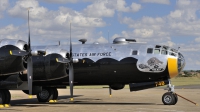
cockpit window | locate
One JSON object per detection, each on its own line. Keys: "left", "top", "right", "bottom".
{"left": 155, "top": 45, "right": 161, "bottom": 48}
{"left": 169, "top": 52, "right": 176, "bottom": 56}
{"left": 162, "top": 46, "right": 168, "bottom": 50}
{"left": 161, "top": 50, "right": 168, "bottom": 55}
{"left": 132, "top": 50, "right": 138, "bottom": 55}
{"left": 147, "top": 48, "right": 153, "bottom": 54}
{"left": 154, "top": 49, "right": 160, "bottom": 54}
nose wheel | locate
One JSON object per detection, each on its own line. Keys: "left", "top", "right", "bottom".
{"left": 162, "top": 92, "right": 178, "bottom": 105}
{"left": 162, "top": 80, "right": 178, "bottom": 105}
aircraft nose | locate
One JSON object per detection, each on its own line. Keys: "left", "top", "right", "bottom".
{"left": 178, "top": 53, "right": 185, "bottom": 72}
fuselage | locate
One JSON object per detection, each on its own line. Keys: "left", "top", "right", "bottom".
{"left": 31, "top": 42, "right": 185, "bottom": 86}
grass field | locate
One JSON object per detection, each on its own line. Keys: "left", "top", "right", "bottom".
{"left": 171, "top": 77, "right": 200, "bottom": 86}
{"left": 73, "top": 77, "right": 200, "bottom": 89}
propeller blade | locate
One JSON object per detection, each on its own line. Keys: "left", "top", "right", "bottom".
{"left": 28, "top": 9, "right": 31, "bottom": 52}
{"left": 56, "top": 57, "right": 70, "bottom": 63}
{"left": 69, "top": 22, "right": 74, "bottom": 101}
{"left": 26, "top": 7, "right": 33, "bottom": 98}
{"left": 27, "top": 57, "right": 33, "bottom": 98}
{"left": 109, "top": 87, "right": 112, "bottom": 97}
{"left": 69, "top": 63, "right": 74, "bottom": 101}
{"left": 70, "top": 22, "right": 72, "bottom": 57}
{"left": 9, "top": 50, "right": 29, "bottom": 56}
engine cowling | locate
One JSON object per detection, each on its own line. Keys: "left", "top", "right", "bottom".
{"left": 30, "top": 46, "right": 69, "bottom": 81}
{"left": 0, "top": 39, "right": 27, "bottom": 75}
{"left": 109, "top": 84, "right": 125, "bottom": 90}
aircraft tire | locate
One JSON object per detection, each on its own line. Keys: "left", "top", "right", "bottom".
{"left": 0, "top": 90, "right": 5, "bottom": 104}
{"left": 37, "top": 88, "right": 53, "bottom": 102}
{"left": 3, "top": 90, "right": 11, "bottom": 104}
{"left": 162, "top": 92, "right": 176, "bottom": 105}
{"left": 52, "top": 88, "right": 58, "bottom": 100}
{"left": 173, "top": 93, "right": 178, "bottom": 105}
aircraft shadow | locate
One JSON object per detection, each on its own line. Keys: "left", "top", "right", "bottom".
{"left": 10, "top": 95, "right": 157, "bottom": 107}
{"left": 10, "top": 95, "right": 82, "bottom": 106}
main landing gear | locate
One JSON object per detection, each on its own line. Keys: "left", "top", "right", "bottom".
{"left": 37, "top": 87, "right": 58, "bottom": 102}
{"left": 162, "top": 82, "right": 178, "bottom": 105}
{"left": 0, "top": 89, "right": 11, "bottom": 108}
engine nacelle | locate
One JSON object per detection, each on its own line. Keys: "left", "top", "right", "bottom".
{"left": 109, "top": 84, "right": 125, "bottom": 90}
{"left": 0, "top": 39, "right": 27, "bottom": 75}
{"left": 30, "top": 46, "right": 69, "bottom": 81}
{"left": 0, "top": 39, "right": 28, "bottom": 51}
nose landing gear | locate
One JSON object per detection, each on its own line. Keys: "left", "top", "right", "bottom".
{"left": 162, "top": 82, "right": 178, "bottom": 105}
{"left": 162, "top": 80, "right": 198, "bottom": 105}
{"left": 162, "top": 92, "right": 178, "bottom": 105}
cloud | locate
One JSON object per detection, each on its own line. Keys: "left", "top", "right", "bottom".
{"left": 41, "top": 0, "right": 79, "bottom": 4}
{"left": 0, "top": 0, "right": 9, "bottom": 18}
{"left": 83, "top": 0, "right": 141, "bottom": 18}
{"left": 120, "top": 0, "right": 200, "bottom": 40}
{"left": 82, "top": 0, "right": 115, "bottom": 17}
{"left": 140, "top": 0, "right": 170, "bottom": 5}
{"left": 8, "top": 0, "right": 47, "bottom": 20}
{"left": 5, "top": 0, "right": 107, "bottom": 45}
{"left": 0, "top": 24, "right": 24, "bottom": 40}
{"left": 96, "top": 36, "right": 108, "bottom": 43}
{"left": 0, "top": 24, "right": 18, "bottom": 35}
{"left": 40, "top": 0, "right": 96, "bottom": 4}
{"left": 195, "top": 37, "right": 200, "bottom": 42}
{"left": 115, "top": 0, "right": 200, "bottom": 70}
{"left": 2, "top": 0, "right": 200, "bottom": 70}
{"left": 131, "top": 3, "right": 142, "bottom": 12}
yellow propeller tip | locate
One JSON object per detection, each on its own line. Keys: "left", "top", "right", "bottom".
{"left": 110, "top": 95, "right": 112, "bottom": 97}
{"left": 4, "top": 104, "right": 10, "bottom": 107}
{"left": 0, "top": 105, "right": 4, "bottom": 108}
{"left": 29, "top": 95, "right": 32, "bottom": 98}
{"left": 56, "top": 58, "right": 58, "bottom": 62}
{"left": 70, "top": 98, "right": 74, "bottom": 101}
{"left": 9, "top": 50, "right": 12, "bottom": 55}
{"left": 49, "top": 100, "right": 54, "bottom": 103}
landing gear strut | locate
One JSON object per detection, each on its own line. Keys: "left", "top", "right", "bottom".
{"left": 162, "top": 81, "right": 178, "bottom": 105}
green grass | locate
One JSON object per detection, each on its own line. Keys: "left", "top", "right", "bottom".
{"left": 171, "top": 77, "right": 200, "bottom": 86}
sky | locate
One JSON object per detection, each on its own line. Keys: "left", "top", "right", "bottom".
{"left": 0, "top": 0, "right": 200, "bottom": 70}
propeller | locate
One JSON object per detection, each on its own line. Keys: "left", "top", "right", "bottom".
{"left": 55, "top": 23, "right": 74, "bottom": 101}
{"left": 8, "top": 7, "right": 34, "bottom": 98}
{"left": 27, "top": 7, "right": 33, "bottom": 98}
{"left": 69, "top": 22, "right": 74, "bottom": 101}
